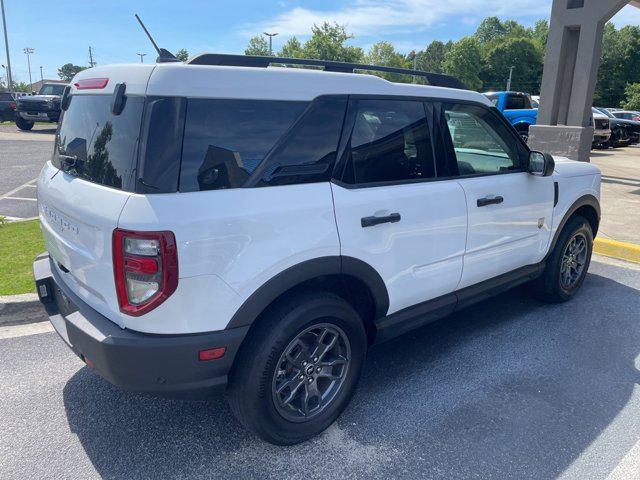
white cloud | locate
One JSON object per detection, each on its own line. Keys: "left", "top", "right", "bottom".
{"left": 243, "top": 0, "right": 554, "bottom": 38}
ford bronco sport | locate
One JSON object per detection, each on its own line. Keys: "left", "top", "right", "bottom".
{"left": 34, "top": 54, "right": 601, "bottom": 445}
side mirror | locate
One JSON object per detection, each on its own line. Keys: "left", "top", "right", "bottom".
{"left": 527, "top": 151, "right": 555, "bottom": 177}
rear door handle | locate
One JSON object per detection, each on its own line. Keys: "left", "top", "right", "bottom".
{"left": 477, "top": 196, "right": 504, "bottom": 207}
{"left": 361, "top": 213, "right": 401, "bottom": 228}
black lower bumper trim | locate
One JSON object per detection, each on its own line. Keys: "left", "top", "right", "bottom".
{"left": 33, "top": 253, "right": 248, "bottom": 395}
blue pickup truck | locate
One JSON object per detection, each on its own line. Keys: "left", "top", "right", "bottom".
{"left": 484, "top": 91, "right": 538, "bottom": 142}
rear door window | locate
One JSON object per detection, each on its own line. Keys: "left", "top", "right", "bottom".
{"left": 54, "top": 94, "right": 145, "bottom": 191}
{"left": 179, "top": 99, "right": 308, "bottom": 192}
{"left": 341, "top": 99, "right": 436, "bottom": 185}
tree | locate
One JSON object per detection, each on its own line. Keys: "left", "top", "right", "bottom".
{"left": 481, "top": 38, "right": 544, "bottom": 93}
{"left": 443, "top": 37, "right": 484, "bottom": 91}
{"left": 245, "top": 35, "right": 270, "bottom": 56}
{"left": 532, "top": 19, "right": 549, "bottom": 50}
{"left": 58, "top": 64, "right": 86, "bottom": 82}
{"left": 474, "top": 17, "right": 507, "bottom": 46}
{"left": 365, "top": 41, "right": 410, "bottom": 81}
{"left": 413, "top": 40, "right": 451, "bottom": 76}
{"left": 175, "top": 49, "right": 189, "bottom": 62}
{"left": 301, "top": 23, "right": 364, "bottom": 62}
{"left": 13, "top": 82, "right": 31, "bottom": 93}
{"left": 279, "top": 37, "right": 304, "bottom": 58}
{"left": 623, "top": 83, "right": 640, "bottom": 111}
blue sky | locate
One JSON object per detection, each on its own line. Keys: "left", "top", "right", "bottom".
{"left": 2, "top": 0, "right": 639, "bottom": 84}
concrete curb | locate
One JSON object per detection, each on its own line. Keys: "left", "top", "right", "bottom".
{"left": 594, "top": 238, "right": 640, "bottom": 264}
{"left": 0, "top": 293, "right": 45, "bottom": 327}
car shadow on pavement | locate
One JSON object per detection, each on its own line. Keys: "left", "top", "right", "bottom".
{"left": 62, "top": 272, "right": 640, "bottom": 479}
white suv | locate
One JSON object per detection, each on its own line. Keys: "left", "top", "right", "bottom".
{"left": 34, "top": 54, "right": 601, "bottom": 445}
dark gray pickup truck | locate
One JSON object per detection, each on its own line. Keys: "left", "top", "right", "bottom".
{"left": 16, "top": 83, "right": 67, "bottom": 130}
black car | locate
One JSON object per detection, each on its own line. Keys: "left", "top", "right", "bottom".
{"left": 0, "top": 91, "right": 16, "bottom": 122}
{"left": 15, "top": 83, "right": 67, "bottom": 131}
{"left": 594, "top": 107, "right": 640, "bottom": 146}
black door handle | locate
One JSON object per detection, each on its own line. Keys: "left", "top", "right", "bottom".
{"left": 361, "top": 213, "right": 401, "bottom": 228}
{"left": 477, "top": 196, "right": 504, "bottom": 207}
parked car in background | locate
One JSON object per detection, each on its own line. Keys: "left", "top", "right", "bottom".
{"left": 0, "top": 91, "right": 16, "bottom": 122}
{"left": 594, "top": 107, "right": 640, "bottom": 146}
{"left": 484, "top": 91, "right": 537, "bottom": 142}
{"left": 611, "top": 110, "right": 640, "bottom": 122}
{"left": 591, "top": 109, "right": 611, "bottom": 148}
{"left": 15, "top": 82, "right": 67, "bottom": 130}
{"left": 34, "top": 57, "right": 601, "bottom": 445}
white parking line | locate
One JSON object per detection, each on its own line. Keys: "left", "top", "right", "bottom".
{"left": 0, "top": 322, "right": 53, "bottom": 340}
{"left": 0, "top": 178, "right": 38, "bottom": 200}
{"left": 4, "top": 197, "right": 37, "bottom": 202}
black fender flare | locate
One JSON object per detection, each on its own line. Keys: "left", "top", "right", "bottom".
{"left": 546, "top": 194, "right": 600, "bottom": 259}
{"left": 225, "top": 256, "right": 389, "bottom": 329}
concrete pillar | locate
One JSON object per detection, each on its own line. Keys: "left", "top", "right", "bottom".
{"left": 529, "top": 0, "right": 631, "bottom": 162}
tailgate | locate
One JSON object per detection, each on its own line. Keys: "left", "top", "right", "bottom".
{"left": 38, "top": 162, "right": 131, "bottom": 327}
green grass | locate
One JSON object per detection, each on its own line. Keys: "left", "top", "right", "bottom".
{"left": 0, "top": 220, "right": 45, "bottom": 295}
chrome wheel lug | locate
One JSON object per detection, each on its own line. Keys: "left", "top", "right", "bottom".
{"left": 313, "top": 357, "right": 318, "bottom": 362}
{"left": 299, "top": 375, "right": 304, "bottom": 380}
{"left": 302, "top": 361, "right": 307, "bottom": 367}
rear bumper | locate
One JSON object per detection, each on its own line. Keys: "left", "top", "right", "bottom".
{"left": 33, "top": 253, "right": 248, "bottom": 396}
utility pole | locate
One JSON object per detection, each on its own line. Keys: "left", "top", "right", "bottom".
{"left": 88, "top": 46, "right": 96, "bottom": 67}
{"left": 263, "top": 32, "right": 278, "bottom": 56}
{"left": 506, "top": 66, "right": 514, "bottom": 91}
{"left": 23, "top": 47, "right": 34, "bottom": 92}
{"left": 136, "top": 52, "right": 146, "bottom": 63}
{"left": 412, "top": 55, "right": 417, "bottom": 84}
{"left": 1, "top": 0, "right": 13, "bottom": 92}
{"left": 39, "top": 65, "right": 43, "bottom": 83}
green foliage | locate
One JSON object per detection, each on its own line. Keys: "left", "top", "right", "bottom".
{"left": 623, "top": 83, "right": 640, "bottom": 111}
{"left": 245, "top": 35, "right": 270, "bottom": 56}
{"left": 14, "top": 82, "right": 31, "bottom": 93}
{"left": 301, "top": 23, "right": 364, "bottom": 62}
{"left": 481, "top": 38, "right": 543, "bottom": 93}
{"left": 58, "top": 63, "right": 86, "bottom": 82}
{"left": 279, "top": 37, "right": 304, "bottom": 58}
{"left": 240, "top": 16, "right": 637, "bottom": 101}
{"left": 175, "top": 48, "right": 189, "bottom": 62}
{"left": 443, "top": 37, "right": 484, "bottom": 91}
{"left": 365, "top": 41, "right": 411, "bottom": 82}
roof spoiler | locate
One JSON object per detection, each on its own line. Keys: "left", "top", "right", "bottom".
{"left": 187, "top": 53, "right": 468, "bottom": 90}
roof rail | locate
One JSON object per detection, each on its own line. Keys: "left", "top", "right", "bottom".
{"left": 187, "top": 53, "right": 468, "bottom": 90}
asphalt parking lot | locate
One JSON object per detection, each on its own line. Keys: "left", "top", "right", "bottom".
{"left": 1, "top": 255, "right": 640, "bottom": 479}
{"left": 0, "top": 124, "right": 55, "bottom": 220}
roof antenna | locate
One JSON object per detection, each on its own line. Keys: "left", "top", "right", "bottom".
{"left": 134, "top": 14, "right": 178, "bottom": 63}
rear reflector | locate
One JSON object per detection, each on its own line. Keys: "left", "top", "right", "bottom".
{"left": 199, "top": 347, "right": 226, "bottom": 361}
{"left": 74, "top": 78, "right": 109, "bottom": 90}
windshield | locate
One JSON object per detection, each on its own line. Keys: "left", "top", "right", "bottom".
{"left": 38, "top": 84, "right": 66, "bottom": 96}
{"left": 594, "top": 107, "right": 614, "bottom": 119}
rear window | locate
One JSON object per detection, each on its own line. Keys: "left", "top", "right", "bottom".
{"left": 53, "top": 94, "right": 144, "bottom": 191}
{"left": 0, "top": 92, "right": 13, "bottom": 101}
{"left": 179, "top": 99, "right": 308, "bottom": 192}
{"left": 505, "top": 95, "right": 531, "bottom": 110}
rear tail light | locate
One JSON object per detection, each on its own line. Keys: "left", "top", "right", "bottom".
{"left": 9, "top": 102, "right": 15, "bottom": 110}
{"left": 113, "top": 229, "right": 178, "bottom": 316}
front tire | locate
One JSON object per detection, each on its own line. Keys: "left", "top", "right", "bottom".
{"left": 533, "top": 215, "right": 593, "bottom": 303}
{"left": 227, "top": 291, "right": 367, "bottom": 445}
{"left": 15, "top": 117, "right": 34, "bottom": 131}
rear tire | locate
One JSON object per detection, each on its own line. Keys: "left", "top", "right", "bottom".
{"left": 532, "top": 215, "right": 593, "bottom": 303}
{"left": 227, "top": 290, "right": 367, "bottom": 445}
{"left": 15, "top": 117, "right": 34, "bottom": 131}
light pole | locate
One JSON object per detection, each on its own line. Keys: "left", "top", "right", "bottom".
{"left": 23, "top": 47, "right": 34, "bottom": 92}
{"left": 263, "top": 32, "right": 278, "bottom": 56}
{"left": 1, "top": 64, "right": 7, "bottom": 90}
{"left": 39, "top": 65, "right": 43, "bottom": 83}
{"left": 506, "top": 66, "right": 514, "bottom": 91}
{"left": 136, "top": 52, "right": 146, "bottom": 63}
{"left": 1, "top": 0, "right": 13, "bottom": 92}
